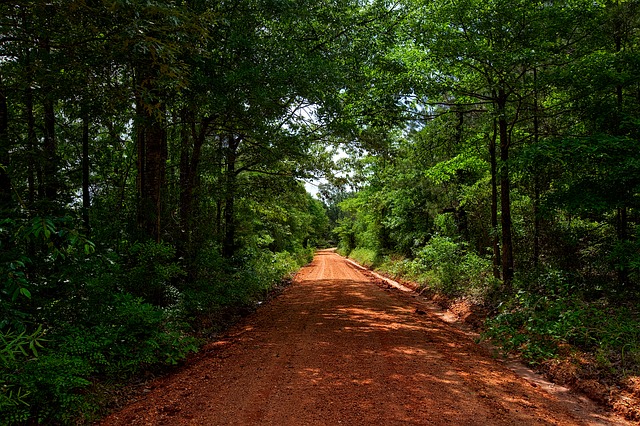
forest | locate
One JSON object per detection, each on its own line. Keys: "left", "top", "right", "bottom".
{"left": 1, "top": 0, "right": 640, "bottom": 423}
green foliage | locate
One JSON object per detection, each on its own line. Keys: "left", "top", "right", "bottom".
{"left": 252, "top": 250, "right": 307, "bottom": 287}
{"left": 348, "top": 247, "right": 380, "bottom": 268}
{"left": 425, "top": 154, "right": 486, "bottom": 185}
{"left": 3, "top": 257, "right": 30, "bottom": 303}
{"left": 523, "top": 136, "right": 640, "bottom": 216}
{"left": 59, "top": 294, "right": 199, "bottom": 374}
{"left": 1, "top": 226, "right": 202, "bottom": 423}
{"left": 0, "top": 326, "right": 90, "bottom": 423}
{"left": 0, "top": 295, "right": 200, "bottom": 423}
{"left": 1, "top": 216, "right": 96, "bottom": 330}
{"left": 610, "top": 234, "right": 640, "bottom": 284}
{"left": 6, "top": 352, "right": 95, "bottom": 424}
{"left": 410, "top": 236, "right": 494, "bottom": 298}
{"left": 485, "top": 272, "right": 640, "bottom": 370}
{"left": 334, "top": 188, "right": 388, "bottom": 255}
{"left": 0, "top": 327, "right": 44, "bottom": 364}
{"left": 17, "top": 216, "right": 95, "bottom": 260}
{"left": 375, "top": 235, "right": 496, "bottom": 302}
{"left": 236, "top": 183, "right": 330, "bottom": 255}
{"left": 179, "top": 244, "right": 313, "bottom": 331}
{"left": 4, "top": 0, "right": 640, "bottom": 421}
{"left": 0, "top": 327, "right": 45, "bottom": 422}
{"left": 124, "top": 241, "right": 186, "bottom": 306}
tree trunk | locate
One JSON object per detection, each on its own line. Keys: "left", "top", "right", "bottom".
{"left": 0, "top": 78, "right": 11, "bottom": 209}
{"left": 42, "top": 38, "right": 58, "bottom": 203}
{"left": 82, "top": 115, "right": 90, "bottom": 234}
{"left": 222, "top": 135, "right": 239, "bottom": 258}
{"left": 215, "top": 134, "right": 224, "bottom": 240}
{"left": 532, "top": 67, "right": 540, "bottom": 269}
{"left": 489, "top": 119, "right": 501, "bottom": 280}
{"left": 179, "top": 113, "right": 192, "bottom": 251}
{"left": 23, "top": 49, "right": 38, "bottom": 207}
{"left": 135, "top": 86, "right": 167, "bottom": 242}
{"left": 614, "top": 25, "right": 629, "bottom": 287}
{"left": 216, "top": 200, "right": 222, "bottom": 240}
{"left": 179, "top": 112, "right": 208, "bottom": 258}
{"left": 533, "top": 176, "right": 541, "bottom": 268}
{"left": 498, "top": 90, "right": 514, "bottom": 287}
{"left": 43, "top": 96, "right": 56, "bottom": 201}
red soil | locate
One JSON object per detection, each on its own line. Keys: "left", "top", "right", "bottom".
{"left": 100, "top": 250, "right": 630, "bottom": 425}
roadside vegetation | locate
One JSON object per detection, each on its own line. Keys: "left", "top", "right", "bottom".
{"left": 1, "top": 188, "right": 323, "bottom": 425}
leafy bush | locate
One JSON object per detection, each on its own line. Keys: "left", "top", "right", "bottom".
{"left": 180, "top": 246, "right": 313, "bottom": 324}
{"left": 484, "top": 272, "right": 640, "bottom": 370}
{"left": 251, "top": 250, "right": 304, "bottom": 287}
{"left": 0, "top": 236, "right": 200, "bottom": 424}
{"left": 412, "top": 236, "right": 460, "bottom": 290}
{"left": 336, "top": 246, "right": 351, "bottom": 257}
{"left": 124, "top": 241, "right": 186, "bottom": 306}
{"left": 1, "top": 325, "right": 96, "bottom": 424}
{"left": 609, "top": 233, "right": 640, "bottom": 292}
{"left": 385, "top": 236, "right": 495, "bottom": 299}
{"left": 0, "top": 327, "right": 46, "bottom": 424}
{"left": 7, "top": 352, "right": 95, "bottom": 424}
{"left": 71, "top": 293, "right": 198, "bottom": 375}
{"left": 1, "top": 291, "right": 199, "bottom": 424}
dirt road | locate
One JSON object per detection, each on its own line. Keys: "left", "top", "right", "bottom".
{"left": 101, "top": 250, "right": 629, "bottom": 425}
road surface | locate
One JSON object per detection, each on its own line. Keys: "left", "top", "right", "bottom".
{"left": 100, "top": 250, "right": 628, "bottom": 425}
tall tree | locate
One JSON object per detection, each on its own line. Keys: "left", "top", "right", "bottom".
{"left": 0, "top": 76, "right": 10, "bottom": 210}
{"left": 407, "top": 0, "right": 593, "bottom": 287}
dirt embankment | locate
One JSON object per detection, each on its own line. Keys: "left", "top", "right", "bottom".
{"left": 100, "top": 250, "right": 630, "bottom": 425}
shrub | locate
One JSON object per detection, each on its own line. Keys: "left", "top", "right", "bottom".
{"left": 484, "top": 272, "right": 640, "bottom": 370}
{"left": 180, "top": 246, "right": 313, "bottom": 324}
{"left": 394, "top": 236, "right": 495, "bottom": 299}
{"left": 0, "top": 327, "right": 46, "bottom": 424}
{"left": 1, "top": 291, "right": 200, "bottom": 424}
{"left": 123, "top": 241, "right": 186, "bottom": 306}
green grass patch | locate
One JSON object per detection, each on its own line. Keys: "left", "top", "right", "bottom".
{"left": 347, "top": 247, "right": 380, "bottom": 268}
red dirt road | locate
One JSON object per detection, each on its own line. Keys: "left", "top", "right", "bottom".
{"left": 100, "top": 250, "right": 629, "bottom": 425}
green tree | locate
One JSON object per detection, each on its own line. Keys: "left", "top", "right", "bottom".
{"left": 405, "top": 0, "right": 597, "bottom": 286}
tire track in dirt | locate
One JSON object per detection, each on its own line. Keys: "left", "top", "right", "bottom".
{"left": 99, "top": 250, "right": 630, "bottom": 425}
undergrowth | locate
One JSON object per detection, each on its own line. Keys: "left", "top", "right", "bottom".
{"left": 376, "top": 236, "right": 498, "bottom": 302}
{"left": 1, "top": 239, "right": 313, "bottom": 425}
{"left": 346, "top": 247, "right": 379, "bottom": 268}
{"left": 484, "top": 271, "right": 640, "bottom": 376}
